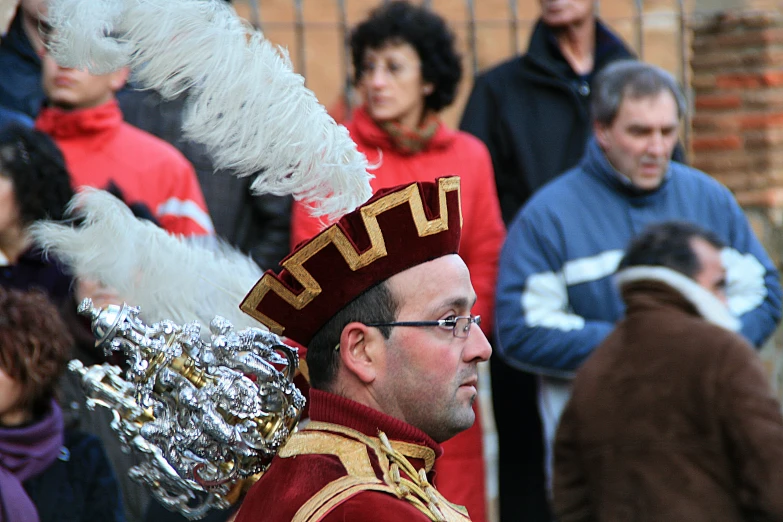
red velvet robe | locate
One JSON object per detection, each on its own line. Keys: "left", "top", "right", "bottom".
{"left": 234, "top": 389, "right": 472, "bottom": 521}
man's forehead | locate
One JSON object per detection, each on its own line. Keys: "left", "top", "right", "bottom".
{"left": 388, "top": 254, "right": 465, "bottom": 281}
{"left": 617, "top": 91, "right": 678, "bottom": 119}
{"left": 691, "top": 236, "right": 722, "bottom": 262}
{"left": 387, "top": 254, "right": 474, "bottom": 306}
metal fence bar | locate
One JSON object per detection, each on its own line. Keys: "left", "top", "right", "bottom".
{"left": 336, "top": 0, "right": 352, "bottom": 116}
{"left": 293, "top": 0, "right": 306, "bottom": 80}
{"left": 248, "top": 0, "right": 261, "bottom": 29}
{"left": 508, "top": 0, "right": 520, "bottom": 56}
{"left": 465, "top": 0, "right": 479, "bottom": 76}
{"left": 677, "top": 0, "right": 691, "bottom": 150}
{"left": 633, "top": 0, "right": 644, "bottom": 59}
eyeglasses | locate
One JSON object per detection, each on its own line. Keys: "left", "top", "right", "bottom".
{"left": 365, "top": 315, "right": 481, "bottom": 339}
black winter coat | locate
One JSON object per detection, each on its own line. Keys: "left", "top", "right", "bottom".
{"left": 117, "top": 89, "right": 292, "bottom": 272}
{"left": 459, "top": 20, "right": 634, "bottom": 224}
{"left": 24, "top": 430, "right": 125, "bottom": 522}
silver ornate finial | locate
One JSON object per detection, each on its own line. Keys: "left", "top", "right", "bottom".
{"left": 72, "top": 300, "right": 305, "bottom": 519}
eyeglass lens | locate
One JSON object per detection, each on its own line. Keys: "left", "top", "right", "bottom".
{"left": 454, "top": 317, "right": 471, "bottom": 338}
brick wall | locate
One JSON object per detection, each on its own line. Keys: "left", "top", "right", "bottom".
{"left": 691, "top": 10, "right": 783, "bottom": 392}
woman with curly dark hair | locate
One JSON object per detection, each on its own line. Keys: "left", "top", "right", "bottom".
{"left": 0, "top": 123, "right": 75, "bottom": 303}
{"left": 291, "top": 3, "right": 506, "bottom": 520}
{"left": 0, "top": 287, "right": 124, "bottom": 522}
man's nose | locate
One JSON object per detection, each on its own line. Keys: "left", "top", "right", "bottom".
{"left": 647, "top": 132, "right": 666, "bottom": 156}
{"left": 466, "top": 325, "right": 492, "bottom": 363}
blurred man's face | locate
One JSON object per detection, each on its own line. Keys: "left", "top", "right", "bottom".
{"left": 691, "top": 237, "right": 727, "bottom": 304}
{"left": 595, "top": 90, "right": 680, "bottom": 191}
{"left": 41, "top": 53, "right": 128, "bottom": 111}
{"left": 539, "top": 0, "right": 594, "bottom": 28}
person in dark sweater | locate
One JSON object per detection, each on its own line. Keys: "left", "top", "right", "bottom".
{"left": 0, "top": 287, "right": 124, "bottom": 522}
{"left": 0, "top": 123, "right": 74, "bottom": 304}
{"left": 0, "top": 0, "right": 48, "bottom": 118}
{"left": 459, "top": 2, "right": 633, "bottom": 520}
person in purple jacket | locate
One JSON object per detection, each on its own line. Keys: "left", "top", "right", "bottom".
{"left": 0, "top": 286, "right": 125, "bottom": 522}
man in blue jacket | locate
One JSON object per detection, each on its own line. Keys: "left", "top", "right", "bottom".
{"left": 495, "top": 60, "right": 782, "bottom": 497}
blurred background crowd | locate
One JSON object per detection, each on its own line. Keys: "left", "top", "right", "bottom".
{"left": 1, "top": 0, "right": 783, "bottom": 521}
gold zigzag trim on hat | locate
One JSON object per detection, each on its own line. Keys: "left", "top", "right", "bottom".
{"left": 241, "top": 177, "right": 462, "bottom": 334}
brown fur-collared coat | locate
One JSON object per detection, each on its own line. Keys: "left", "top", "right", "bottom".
{"left": 553, "top": 266, "right": 783, "bottom": 522}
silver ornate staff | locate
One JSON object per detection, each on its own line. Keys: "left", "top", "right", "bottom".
{"left": 70, "top": 298, "right": 305, "bottom": 520}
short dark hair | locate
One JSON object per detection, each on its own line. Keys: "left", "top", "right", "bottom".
{"left": 0, "top": 124, "right": 75, "bottom": 226}
{"left": 592, "top": 60, "right": 687, "bottom": 126}
{"left": 0, "top": 287, "right": 72, "bottom": 415}
{"left": 307, "top": 281, "right": 398, "bottom": 390}
{"left": 619, "top": 221, "right": 725, "bottom": 279}
{"left": 350, "top": 1, "right": 462, "bottom": 113}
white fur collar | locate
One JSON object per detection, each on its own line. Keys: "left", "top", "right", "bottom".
{"left": 615, "top": 266, "right": 741, "bottom": 333}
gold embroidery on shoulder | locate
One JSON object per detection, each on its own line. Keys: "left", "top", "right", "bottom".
{"left": 279, "top": 431, "right": 375, "bottom": 478}
{"left": 241, "top": 178, "right": 462, "bottom": 333}
{"left": 306, "top": 421, "right": 436, "bottom": 472}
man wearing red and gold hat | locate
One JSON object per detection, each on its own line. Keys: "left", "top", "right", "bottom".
{"left": 235, "top": 177, "right": 490, "bottom": 522}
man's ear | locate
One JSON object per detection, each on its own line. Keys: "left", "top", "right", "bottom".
{"left": 109, "top": 66, "right": 130, "bottom": 92}
{"left": 594, "top": 121, "right": 610, "bottom": 149}
{"left": 338, "top": 322, "right": 384, "bottom": 384}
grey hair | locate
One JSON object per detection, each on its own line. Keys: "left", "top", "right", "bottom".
{"left": 591, "top": 60, "right": 687, "bottom": 126}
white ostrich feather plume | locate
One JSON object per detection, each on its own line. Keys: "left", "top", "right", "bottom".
{"left": 47, "top": 0, "right": 373, "bottom": 219}
{"left": 30, "top": 189, "right": 265, "bottom": 330}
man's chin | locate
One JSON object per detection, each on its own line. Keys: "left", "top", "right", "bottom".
{"left": 633, "top": 173, "right": 665, "bottom": 191}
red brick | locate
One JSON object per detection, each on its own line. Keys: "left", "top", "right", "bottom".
{"left": 692, "top": 151, "right": 752, "bottom": 173}
{"left": 692, "top": 49, "right": 783, "bottom": 72}
{"left": 695, "top": 28, "right": 783, "bottom": 50}
{"left": 694, "top": 94, "right": 743, "bottom": 110}
{"left": 761, "top": 71, "right": 783, "bottom": 86}
{"left": 736, "top": 187, "right": 783, "bottom": 209}
{"left": 744, "top": 89, "right": 783, "bottom": 109}
{"left": 692, "top": 113, "right": 740, "bottom": 131}
{"left": 692, "top": 11, "right": 781, "bottom": 34}
{"left": 748, "top": 171, "right": 772, "bottom": 189}
{"left": 691, "top": 135, "right": 743, "bottom": 152}
{"left": 691, "top": 52, "right": 744, "bottom": 71}
{"left": 752, "top": 149, "right": 783, "bottom": 170}
{"left": 711, "top": 172, "right": 751, "bottom": 192}
{"left": 716, "top": 72, "right": 783, "bottom": 89}
{"left": 740, "top": 112, "right": 783, "bottom": 129}
{"left": 746, "top": 128, "right": 783, "bottom": 149}
{"left": 691, "top": 73, "right": 717, "bottom": 91}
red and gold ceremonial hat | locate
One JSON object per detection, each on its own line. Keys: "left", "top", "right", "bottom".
{"left": 240, "top": 177, "right": 462, "bottom": 346}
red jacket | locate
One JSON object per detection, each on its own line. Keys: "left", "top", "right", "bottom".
{"left": 290, "top": 107, "right": 505, "bottom": 521}
{"left": 235, "top": 389, "right": 471, "bottom": 521}
{"left": 36, "top": 100, "right": 213, "bottom": 236}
